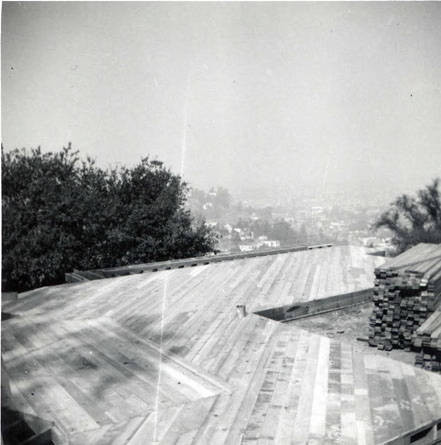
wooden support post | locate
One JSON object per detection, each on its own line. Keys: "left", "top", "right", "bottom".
{"left": 236, "top": 304, "right": 247, "bottom": 318}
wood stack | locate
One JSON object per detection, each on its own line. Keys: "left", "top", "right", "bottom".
{"left": 413, "top": 305, "right": 441, "bottom": 372}
{"left": 367, "top": 243, "right": 441, "bottom": 363}
{"left": 368, "top": 269, "right": 436, "bottom": 351}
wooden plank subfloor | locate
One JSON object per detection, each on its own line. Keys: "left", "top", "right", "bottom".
{"left": 4, "top": 246, "right": 441, "bottom": 444}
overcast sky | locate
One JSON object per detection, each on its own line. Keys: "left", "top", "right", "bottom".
{"left": 2, "top": 2, "right": 441, "bottom": 203}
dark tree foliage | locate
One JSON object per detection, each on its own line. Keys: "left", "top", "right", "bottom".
{"left": 374, "top": 178, "right": 441, "bottom": 253}
{"left": 2, "top": 144, "right": 218, "bottom": 291}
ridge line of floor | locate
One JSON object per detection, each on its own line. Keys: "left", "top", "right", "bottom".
{"left": 65, "top": 243, "right": 333, "bottom": 282}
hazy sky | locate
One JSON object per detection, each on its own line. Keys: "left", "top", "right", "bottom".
{"left": 2, "top": 2, "right": 441, "bottom": 202}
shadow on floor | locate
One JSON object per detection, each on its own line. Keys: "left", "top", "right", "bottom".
{"left": 1, "top": 406, "right": 53, "bottom": 445}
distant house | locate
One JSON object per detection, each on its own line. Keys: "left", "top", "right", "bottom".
{"left": 224, "top": 224, "right": 233, "bottom": 233}
{"left": 239, "top": 230, "right": 254, "bottom": 241}
{"left": 361, "top": 236, "right": 378, "bottom": 247}
{"left": 311, "top": 206, "right": 324, "bottom": 214}
{"left": 329, "top": 221, "right": 345, "bottom": 231}
{"left": 250, "top": 213, "right": 260, "bottom": 221}
{"left": 262, "top": 239, "right": 280, "bottom": 248}
{"left": 239, "top": 244, "right": 255, "bottom": 252}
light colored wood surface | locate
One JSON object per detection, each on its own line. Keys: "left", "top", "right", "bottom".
{"left": 380, "top": 243, "right": 441, "bottom": 295}
{"left": 3, "top": 246, "right": 441, "bottom": 444}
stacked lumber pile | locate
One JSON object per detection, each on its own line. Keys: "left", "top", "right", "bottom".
{"left": 368, "top": 269, "right": 436, "bottom": 351}
{"left": 413, "top": 304, "right": 441, "bottom": 371}
{"left": 410, "top": 245, "right": 441, "bottom": 371}
{"left": 368, "top": 243, "right": 441, "bottom": 353}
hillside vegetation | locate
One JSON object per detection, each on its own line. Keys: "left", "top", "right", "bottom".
{"left": 2, "top": 144, "right": 217, "bottom": 291}
{"left": 374, "top": 178, "right": 441, "bottom": 253}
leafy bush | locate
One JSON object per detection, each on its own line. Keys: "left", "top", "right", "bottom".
{"left": 2, "top": 144, "right": 218, "bottom": 291}
{"left": 374, "top": 178, "right": 441, "bottom": 253}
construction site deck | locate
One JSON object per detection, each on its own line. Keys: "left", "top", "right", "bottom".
{"left": 2, "top": 245, "right": 441, "bottom": 444}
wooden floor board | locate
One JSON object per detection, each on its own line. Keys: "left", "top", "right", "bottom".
{"left": 291, "top": 334, "right": 321, "bottom": 444}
